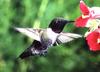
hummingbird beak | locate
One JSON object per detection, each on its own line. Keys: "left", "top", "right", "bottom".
{"left": 66, "top": 20, "right": 75, "bottom": 24}
{"left": 48, "top": 18, "right": 74, "bottom": 33}
{"left": 59, "top": 18, "right": 74, "bottom": 24}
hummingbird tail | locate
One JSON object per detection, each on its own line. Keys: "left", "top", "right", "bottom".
{"left": 19, "top": 50, "right": 32, "bottom": 59}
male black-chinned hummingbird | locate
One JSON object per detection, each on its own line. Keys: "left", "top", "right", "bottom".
{"left": 15, "top": 17, "right": 82, "bottom": 59}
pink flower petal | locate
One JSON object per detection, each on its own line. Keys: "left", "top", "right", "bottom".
{"left": 80, "top": 0, "right": 89, "bottom": 15}
{"left": 75, "top": 16, "right": 89, "bottom": 27}
{"left": 86, "top": 29, "right": 100, "bottom": 51}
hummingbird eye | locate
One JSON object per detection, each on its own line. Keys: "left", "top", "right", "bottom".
{"left": 55, "top": 20, "right": 62, "bottom": 25}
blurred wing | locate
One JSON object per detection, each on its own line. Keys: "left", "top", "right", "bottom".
{"left": 56, "top": 33, "right": 82, "bottom": 45}
{"left": 15, "top": 28, "right": 44, "bottom": 41}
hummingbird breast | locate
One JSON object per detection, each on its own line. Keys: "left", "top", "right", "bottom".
{"left": 41, "top": 28, "right": 59, "bottom": 47}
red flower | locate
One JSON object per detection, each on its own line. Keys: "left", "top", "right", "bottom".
{"left": 75, "top": 0, "right": 90, "bottom": 27}
{"left": 80, "top": 0, "right": 89, "bottom": 15}
{"left": 86, "top": 29, "right": 100, "bottom": 51}
{"left": 75, "top": 16, "right": 89, "bottom": 27}
{"left": 75, "top": 1, "right": 100, "bottom": 28}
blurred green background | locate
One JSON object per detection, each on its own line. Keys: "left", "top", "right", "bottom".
{"left": 0, "top": 0, "right": 100, "bottom": 72}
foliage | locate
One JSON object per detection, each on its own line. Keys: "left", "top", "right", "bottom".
{"left": 0, "top": 0, "right": 100, "bottom": 72}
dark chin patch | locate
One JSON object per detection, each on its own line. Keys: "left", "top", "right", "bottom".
{"left": 48, "top": 18, "right": 67, "bottom": 33}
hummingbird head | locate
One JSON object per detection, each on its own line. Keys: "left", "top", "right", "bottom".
{"left": 48, "top": 17, "right": 74, "bottom": 33}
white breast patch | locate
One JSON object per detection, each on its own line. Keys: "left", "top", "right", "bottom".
{"left": 46, "top": 28, "right": 59, "bottom": 44}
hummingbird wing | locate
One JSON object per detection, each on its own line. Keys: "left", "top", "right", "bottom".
{"left": 19, "top": 40, "right": 41, "bottom": 59}
{"left": 15, "top": 27, "right": 44, "bottom": 41}
{"left": 55, "top": 33, "right": 82, "bottom": 45}
{"left": 19, "top": 40, "right": 48, "bottom": 59}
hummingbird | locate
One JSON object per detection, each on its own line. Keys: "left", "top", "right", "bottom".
{"left": 15, "top": 17, "right": 82, "bottom": 59}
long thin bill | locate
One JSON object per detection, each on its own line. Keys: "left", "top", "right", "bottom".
{"left": 67, "top": 20, "right": 75, "bottom": 23}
